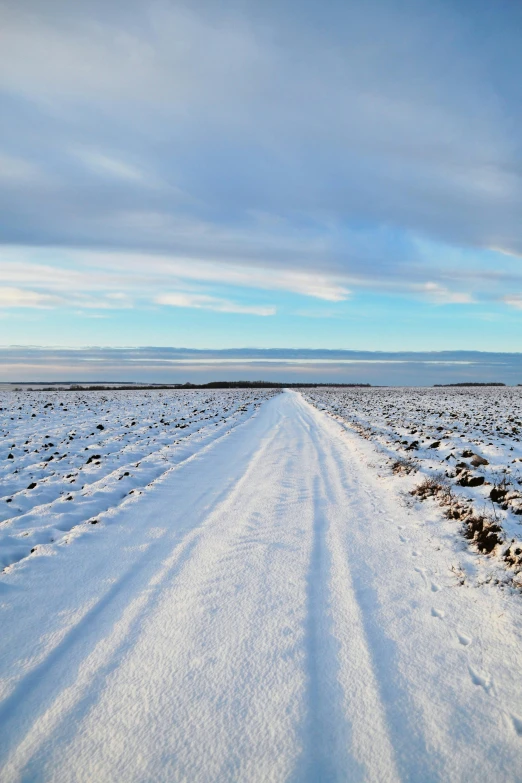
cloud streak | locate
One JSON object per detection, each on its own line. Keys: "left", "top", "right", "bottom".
{"left": 156, "top": 292, "right": 275, "bottom": 316}
{"left": 0, "top": 287, "right": 60, "bottom": 308}
{"left": 503, "top": 295, "right": 522, "bottom": 310}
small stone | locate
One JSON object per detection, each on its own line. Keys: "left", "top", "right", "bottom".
{"left": 470, "top": 454, "right": 489, "bottom": 467}
{"left": 458, "top": 474, "right": 485, "bottom": 487}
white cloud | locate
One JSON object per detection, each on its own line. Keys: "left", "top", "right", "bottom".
{"left": 503, "top": 294, "right": 522, "bottom": 310}
{"left": 0, "top": 246, "right": 351, "bottom": 303}
{"left": 416, "top": 282, "right": 474, "bottom": 305}
{"left": 491, "top": 247, "right": 522, "bottom": 259}
{"left": 83, "top": 251, "right": 351, "bottom": 302}
{"left": 156, "top": 292, "right": 275, "bottom": 316}
{"left": 0, "top": 286, "right": 61, "bottom": 308}
{"left": 0, "top": 274, "right": 134, "bottom": 311}
{"left": 73, "top": 150, "right": 148, "bottom": 183}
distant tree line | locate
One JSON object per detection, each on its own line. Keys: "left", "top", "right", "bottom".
{"left": 433, "top": 382, "right": 506, "bottom": 387}
{"left": 16, "top": 381, "right": 372, "bottom": 391}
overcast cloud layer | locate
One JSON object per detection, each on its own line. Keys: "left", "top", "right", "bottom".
{"left": 1, "top": 0, "right": 521, "bottom": 361}
{"left": 2, "top": 347, "right": 522, "bottom": 386}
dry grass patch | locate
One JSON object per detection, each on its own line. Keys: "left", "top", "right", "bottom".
{"left": 391, "top": 456, "right": 418, "bottom": 475}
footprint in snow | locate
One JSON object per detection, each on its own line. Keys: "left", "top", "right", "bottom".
{"left": 511, "top": 715, "right": 522, "bottom": 737}
{"left": 431, "top": 607, "right": 445, "bottom": 619}
{"left": 468, "top": 664, "right": 493, "bottom": 692}
{"left": 399, "top": 534, "right": 408, "bottom": 543}
{"left": 411, "top": 550, "right": 421, "bottom": 557}
{"left": 457, "top": 632, "right": 472, "bottom": 646}
{"left": 430, "top": 582, "right": 441, "bottom": 592}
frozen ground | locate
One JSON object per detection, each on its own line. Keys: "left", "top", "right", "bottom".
{"left": 0, "top": 388, "right": 274, "bottom": 571}
{"left": 1, "top": 389, "right": 522, "bottom": 781}
{"left": 303, "top": 386, "right": 522, "bottom": 581}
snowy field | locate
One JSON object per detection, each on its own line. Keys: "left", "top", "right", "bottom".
{"left": 303, "top": 386, "right": 522, "bottom": 580}
{"left": 1, "top": 388, "right": 522, "bottom": 781}
{"left": 0, "top": 389, "right": 275, "bottom": 571}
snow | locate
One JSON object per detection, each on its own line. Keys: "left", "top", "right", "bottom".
{"left": 303, "top": 385, "right": 522, "bottom": 562}
{"left": 0, "top": 388, "right": 274, "bottom": 571}
{"left": 1, "top": 388, "right": 522, "bottom": 781}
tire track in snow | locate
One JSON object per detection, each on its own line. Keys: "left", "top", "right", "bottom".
{"left": 293, "top": 398, "right": 400, "bottom": 783}
{"left": 309, "top": 404, "right": 452, "bottom": 781}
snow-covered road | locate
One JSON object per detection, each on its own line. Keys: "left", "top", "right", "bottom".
{"left": 1, "top": 391, "right": 521, "bottom": 782}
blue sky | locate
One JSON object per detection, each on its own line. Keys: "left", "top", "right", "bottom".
{"left": 1, "top": 0, "right": 522, "bottom": 380}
